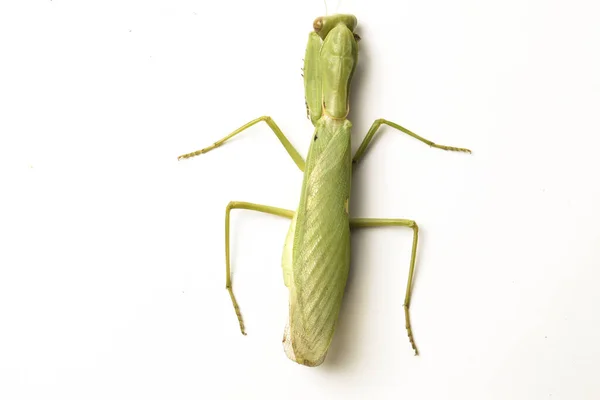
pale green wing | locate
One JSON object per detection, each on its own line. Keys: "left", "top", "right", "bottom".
{"left": 287, "top": 119, "right": 352, "bottom": 366}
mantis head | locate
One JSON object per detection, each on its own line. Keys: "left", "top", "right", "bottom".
{"left": 313, "top": 14, "right": 358, "bottom": 40}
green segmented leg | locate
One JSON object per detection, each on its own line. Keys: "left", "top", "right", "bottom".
{"left": 225, "top": 201, "right": 295, "bottom": 335}
{"left": 350, "top": 217, "right": 420, "bottom": 356}
{"left": 352, "top": 118, "right": 472, "bottom": 165}
{"left": 178, "top": 116, "right": 305, "bottom": 172}
{"left": 304, "top": 32, "right": 323, "bottom": 126}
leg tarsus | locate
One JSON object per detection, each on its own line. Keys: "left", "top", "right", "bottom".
{"left": 227, "top": 286, "right": 246, "bottom": 335}
{"left": 403, "top": 305, "right": 418, "bottom": 356}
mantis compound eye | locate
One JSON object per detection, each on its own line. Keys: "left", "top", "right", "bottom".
{"left": 313, "top": 17, "right": 323, "bottom": 32}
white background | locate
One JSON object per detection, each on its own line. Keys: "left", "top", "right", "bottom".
{"left": 1, "top": 0, "right": 599, "bottom": 398}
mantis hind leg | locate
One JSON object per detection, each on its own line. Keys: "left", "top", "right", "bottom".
{"left": 225, "top": 201, "right": 294, "bottom": 335}
{"left": 178, "top": 116, "right": 305, "bottom": 171}
{"left": 352, "top": 118, "right": 472, "bottom": 165}
{"left": 350, "top": 217, "right": 420, "bottom": 355}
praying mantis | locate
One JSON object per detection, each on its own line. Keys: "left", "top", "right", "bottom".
{"left": 178, "top": 13, "right": 471, "bottom": 367}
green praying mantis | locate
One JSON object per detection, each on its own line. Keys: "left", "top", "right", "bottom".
{"left": 178, "top": 14, "right": 471, "bottom": 367}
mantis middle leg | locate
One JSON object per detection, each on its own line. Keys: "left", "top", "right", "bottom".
{"left": 178, "top": 116, "right": 305, "bottom": 171}
{"left": 352, "top": 118, "right": 471, "bottom": 165}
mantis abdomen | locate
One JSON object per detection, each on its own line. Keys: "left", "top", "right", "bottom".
{"left": 283, "top": 117, "right": 352, "bottom": 366}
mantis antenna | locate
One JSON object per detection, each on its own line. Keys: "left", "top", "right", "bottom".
{"left": 324, "top": 0, "right": 343, "bottom": 16}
